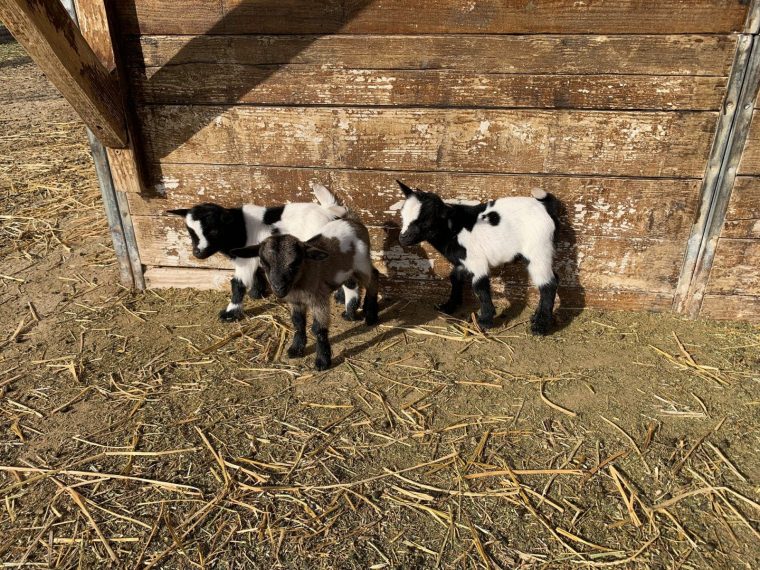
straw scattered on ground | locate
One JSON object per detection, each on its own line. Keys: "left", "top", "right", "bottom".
{"left": 1, "top": 39, "right": 759, "bottom": 569}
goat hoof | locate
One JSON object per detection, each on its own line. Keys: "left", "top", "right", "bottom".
{"left": 315, "top": 356, "right": 331, "bottom": 371}
{"left": 530, "top": 318, "right": 551, "bottom": 336}
{"left": 219, "top": 308, "right": 244, "bottom": 322}
{"left": 341, "top": 310, "right": 359, "bottom": 321}
{"left": 287, "top": 345, "right": 305, "bottom": 358}
{"left": 436, "top": 302, "right": 458, "bottom": 315}
{"left": 364, "top": 312, "right": 379, "bottom": 326}
{"left": 476, "top": 316, "right": 494, "bottom": 331}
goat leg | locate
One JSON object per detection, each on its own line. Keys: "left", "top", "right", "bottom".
{"left": 311, "top": 303, "right": 332, "bottom": 371}
{"left": 436, "top": 266, "right": 465, "bottom": 314}
{"left": 287, "top": 304, "right": 308, "bottom": 358}
{"left": 531, "top": 273, "right": 557, "bottom": 336}
{"left": 219, "top": 278, "right": 246, "bottom": 322}
{"left": 472, "top": 275, "right": 496, "bottom": 330}
{"left": 362, "top": 268, "right": 380, "bottom": 325}
{"left": 249, "top": 267, "right": 269, "bottom": 299}
{"left": 341, "top": 279, "right": 360, "bottom": 321}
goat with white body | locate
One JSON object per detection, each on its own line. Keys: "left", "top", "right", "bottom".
{"left": 231, "top": 218, "right": 380, "bottom": 370}
{"left": 394, "top": 180, "right": 558, "bottom": 334}
{"left": 167, "top": 184, "right": 359, "bottom": 322}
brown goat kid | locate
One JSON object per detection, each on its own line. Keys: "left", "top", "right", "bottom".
{"left": 231, "top": 219, "right": 380, "bottom": 370}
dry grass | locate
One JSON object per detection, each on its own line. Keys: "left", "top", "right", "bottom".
{"left": 0, "top": 40, "right": 759, "bottom": 569}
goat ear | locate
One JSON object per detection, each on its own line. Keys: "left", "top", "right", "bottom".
{"left": 304, "top": 245, "right": 329, "bottom": 261}
{"left": 166, "top": 208, "right": 189, "bottom": 217}
{"left": 230, "top": 245, "right": 260, "bottom": 258}
{"left": 396, "top": 180, "right": 414, "bottom": 197}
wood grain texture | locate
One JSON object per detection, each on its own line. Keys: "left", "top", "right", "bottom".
{"left": 142, "top": 266, "right": 674, "bottom": 313}
{"left": 130, "top": 35, "right": 735, "bottom": 77}
{"left": 127, "top": 166, "right": 698, "bottom": 240}
{"left": 738, "top": 111, "right": 760, "bottom": 174}
{"left": 701, "top": 294, "right": 760, "bottom": 322}
{"left": 138, "top": 106, "right": 718, "bottom": 178}
{"left": 131, "top": 67, "right": 727, "bottom": 111}
{"left": 722, "top": 176, "right": 760, "bottom": 238}
{"left": 0, "top": 0, "right": 127, "bottom": 147}
{"left": 132, "top": 216, "right": 685, "bottom": 293}
{"left": 705, "top": 239, "right": 760, "bottom": 295}
{"left": 113, "top": 0, "right": 749, "bottom": 35}
{"left": 72, "top": 0, "right": 145, "bottom": 194}
{"left": 72, "top": 0, "right": 115, "bottom": 70}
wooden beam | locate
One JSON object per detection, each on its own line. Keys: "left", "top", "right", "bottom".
{"left": 69, "top": 0, "right": 145, "bottom": 288}
{"left": 675, "top": 33, "right": 760, "bottom": 317}
{"left": 0, "top": 0, "right": 127, "bottom": 147}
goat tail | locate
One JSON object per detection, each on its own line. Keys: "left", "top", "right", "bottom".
{"left": 311, "top": 182, "right": 348, "bottom": 218}
{"left": 531, "top": 188, "right": 561, "bottom": 239}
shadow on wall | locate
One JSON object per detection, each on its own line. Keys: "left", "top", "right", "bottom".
{"left": 117, "top": 1, "right": 587, "bottom": 328}
{"left": 119, "top": 0, "right": 375, "bottom": 177}
{"left": 553, "top": 198, "right": 585, "bottom": 330}
{"left": 327, "top": 198, "right": 585, "bottom": 363}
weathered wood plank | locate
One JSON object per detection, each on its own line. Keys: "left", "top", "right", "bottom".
{"left": 130, "top": 35, "right": 735, "bottom": 77}
{"left": 73, "top": 0, "right": 146, "bottom": 288}
{"left": 132, "top": 216, "right": 685, "bottom": 293}
{"left": 0, "top": 0, "right": 127, "bottom": 147}
{"left": 722, "top": 176, "right": 760, "bottom": 238}
{"left": 73, "top": 0, "right": 144, "bottom": 195}
{"left": 701, "top": 294, "right": 760, "bottom": 322}
{"left": 131, "top": 66, "right": 727, "bottom": 111}
{"left": 138, "top": 106, "right": 718, "bottom": 178}
{"left": 142, "top": 266, "right": 674, "bottom": 313}
{"left": 114, "top": 0, "right": 749, "bottom": 35}
{"left": 127, "top": 167, "right": 698, "bottom": 240}
{"left": 72, "top": 0, "right": 115, "bottom": 70}
{"left": 675, "top": 34, "right": 760, "bottom": 317}
{"left": 705, "top": 239, "right": 760, "bottom": 295}
{"left": 738, "top": 111, "right": 760, "bottom": 174}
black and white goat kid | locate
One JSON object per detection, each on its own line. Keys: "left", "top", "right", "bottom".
{"left": 231, "top": 218, "right": 380, "bottom": 371}
{"left": 394, "top": 181, "right": 558, "bottom": 335}
{"left": 168, "top": 184, "right": 359, "bottom": 322}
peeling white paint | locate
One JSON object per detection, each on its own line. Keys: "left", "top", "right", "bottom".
{"left": 154, "top": 177, "right": 179, "bottom": 196}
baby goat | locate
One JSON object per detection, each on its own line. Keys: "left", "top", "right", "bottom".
{"left": 394, "top": 181, "right": 558, "bottom": 335}
{"left": 168, "top": 184, "right": 357, "bottom": 322}
{"left": 231, "top": 218, "right": 380, "bottom": 371}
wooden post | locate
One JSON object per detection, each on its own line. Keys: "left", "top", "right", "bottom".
{"left": 0, "top": 0, "right": 128, "bottom": 148}
{"left": 63, "top": 0, "right": 145, "bottom": 288}
{"left": 675, "top": 3, "right": 760, "bottom": 317}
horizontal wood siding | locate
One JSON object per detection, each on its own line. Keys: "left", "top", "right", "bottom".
{"left": 128, "top": 167, "right": 698, "bottom": 239}
{"left": 132, "top": 215, "right": 684, "bottom": 292}
{"left": 127, "top": 34, "right": 734, "bottom": 110}
{"left": 703, "top": 102, "right": 760, "bottom": 321}
{"left": 722, "top": 177, "right": 760, "bottom": 239}
{"left": 131, "top": 68, "right": 727, "bottom": 111}
{"left": 106, "top": 1, "right": 756, "bottom": 318}
{"left": 114, "top": 1, "right": 749, "bottom": 35}
{"left": 130, "top": 35, "right": 735, "bottom": 76}
{"left": 137, "top": 106, "right": 717, "bottom": 178}
{"left": 143, "top": 266, "right": 675, "bottom": 313}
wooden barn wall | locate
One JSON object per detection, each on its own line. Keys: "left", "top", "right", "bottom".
{"left": 107, "top": 0, "right": 754, "bottom": 312}
{"left": 701, "top": 86, "right": 760, "bottom": 322}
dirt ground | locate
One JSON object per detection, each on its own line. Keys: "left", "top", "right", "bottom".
{"left": 1, "top": 39, "right": 759, "bottom": 569}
